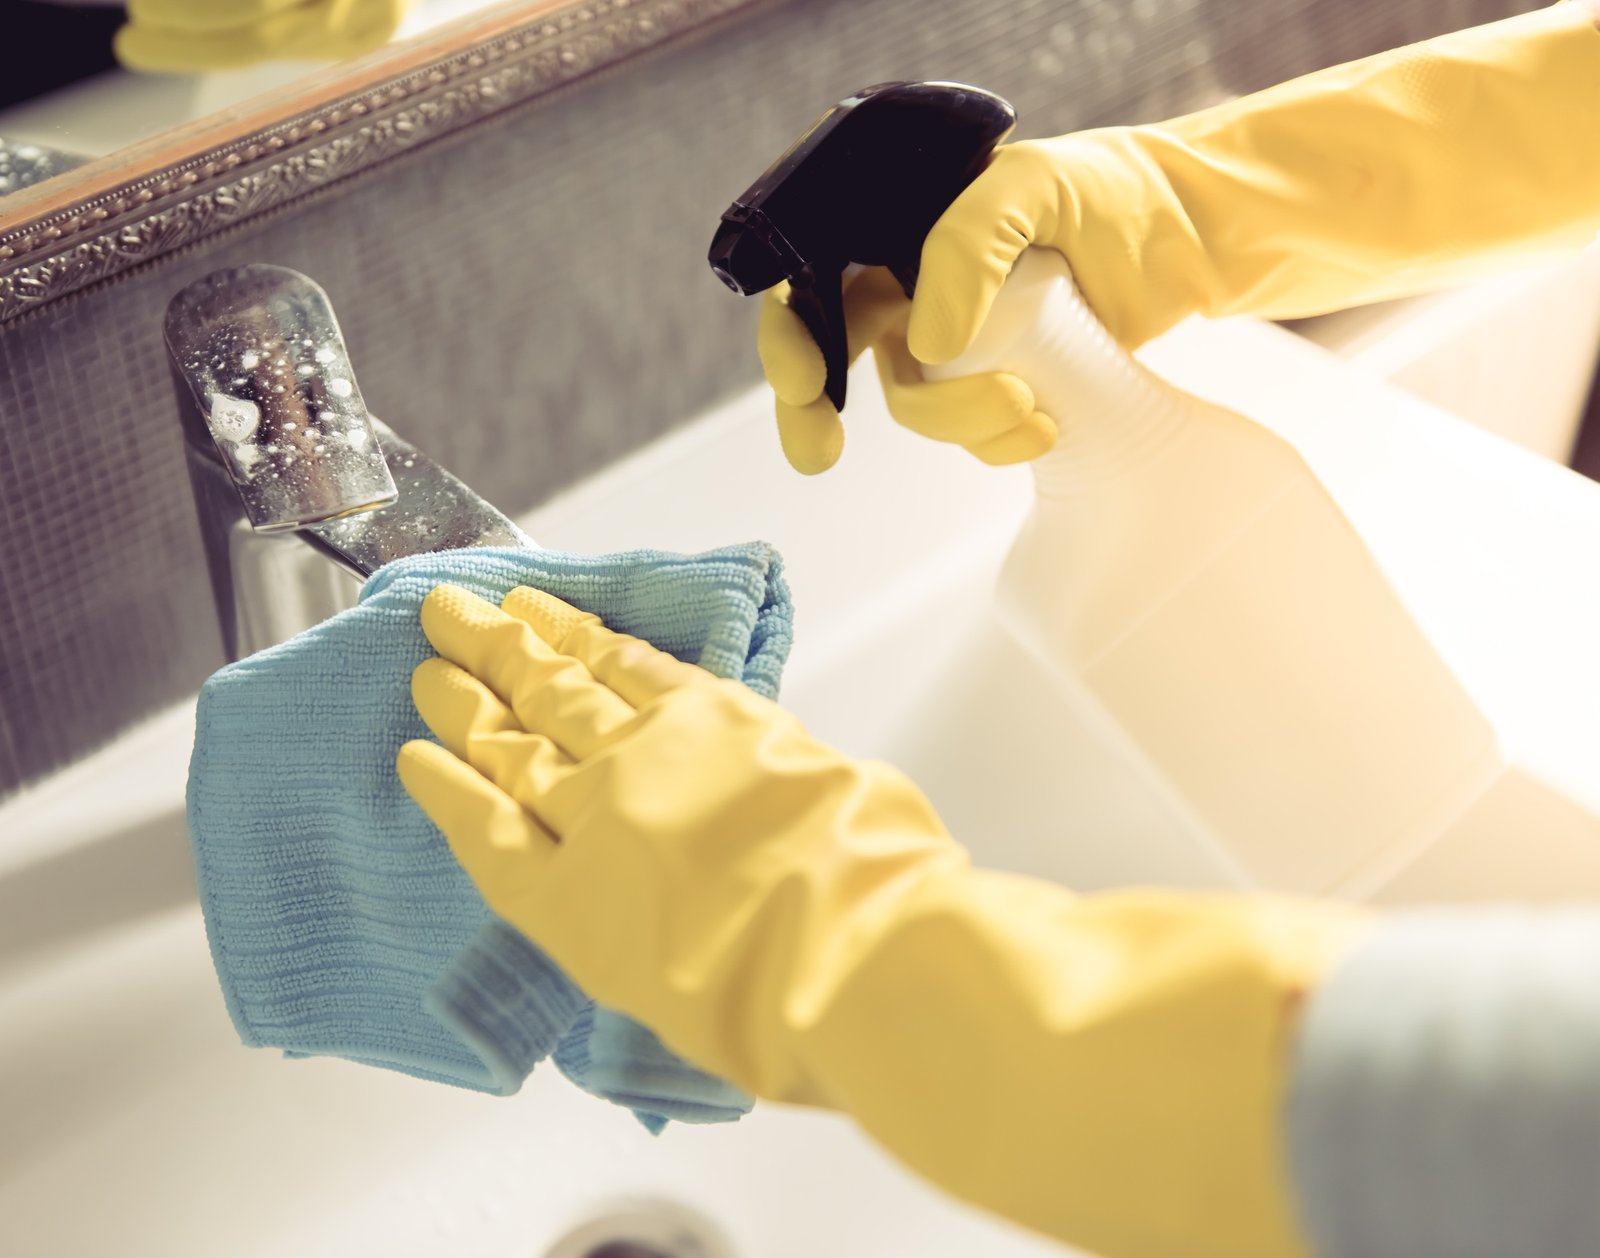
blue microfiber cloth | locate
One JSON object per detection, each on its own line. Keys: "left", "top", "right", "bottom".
{"left": 554, "top": 1000, "right": 754, "bottom": 1134}
{"left": 187, "top": 544, "right": 790, "bottom": 1125}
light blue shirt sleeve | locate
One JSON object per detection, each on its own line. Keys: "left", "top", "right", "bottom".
{"left": 1287, "top": 908, "right": 1600, "bottom": 1258}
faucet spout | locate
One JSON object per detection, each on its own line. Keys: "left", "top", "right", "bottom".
{"left": 165, "top": 264, "right": 398, "bottom": 533}
{"left": 167, "top": 264, "right": 531, "bottom": 659}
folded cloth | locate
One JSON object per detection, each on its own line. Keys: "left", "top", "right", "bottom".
{"left": 425, "top": 919, "right": 753, "bottom": 1130}
{"left": 555, "top": 1001, "right": 756, "bottom": 1133}
{"left": 187, "top": 544, "right": 790, "bottom": 1120}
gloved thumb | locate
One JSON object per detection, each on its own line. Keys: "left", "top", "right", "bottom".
{"left": 906, "top": 144, "right": 1056, "bottom": 366}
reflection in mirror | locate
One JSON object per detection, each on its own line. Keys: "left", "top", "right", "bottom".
{"left": 0, "top": 0, "right": 514, "bottom": 197}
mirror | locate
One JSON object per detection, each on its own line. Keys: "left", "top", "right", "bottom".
{"left": 0, "top": 1, "right": 527, "bottom": 197}
{"left": 0, "top": 0, "right": 759, "bottom": 316}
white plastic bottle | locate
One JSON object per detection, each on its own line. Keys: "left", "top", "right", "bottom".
{"left": 928, "top": 249, "right": 1507, "bottom": 888}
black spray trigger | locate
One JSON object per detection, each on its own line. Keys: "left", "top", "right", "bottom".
{"left": 709, "top": 81, "right": 1016, "bottom": 412}
{"left": 786, "top": 263, "right": 850, "bottom": 411}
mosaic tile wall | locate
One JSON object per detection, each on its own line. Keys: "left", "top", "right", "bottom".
{"left": 0, "top": 0, "right": 1536, "bottom": 794}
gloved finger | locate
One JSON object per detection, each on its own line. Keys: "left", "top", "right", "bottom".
{"left": 408, "top": 658, "right": 577, "bottom": 815}
{"left": 757, "top": 269, "right": 911, "bottom": 407}
{"left": 501, "top": 586, "right": 712, "bottom": 710}
{"left": 764, "top": 268, "right": 916, "bottom": 473}
{"left": 397, "top": 740, "right": 558, "bottom": 901}
{"left": 907, "top": 143, "right": 1052, "bottom": 365}
{"left": 125, "top": 0, "right": 304, "bottom": 29}
{"left": 840, "top": 267, "right": 919, "bottom": 355}
{"left": 420, "top": 585, "right": 635, "bottom": 759}
{"left": 410, "top": 656, "right": 521, "bottom": 761}
{"left": 758, "top": 286, "right": 826, "bottom": 407}
{"left": 963, "top": 409, "right": 1059, "bottom": 465}
{"left": 774, "top": 395, "right": 846, "bottom": 476}
{"left": 410, "top": 656, "right": 578, "bottom": 807}
{"left": 872, "top": 329, "right": 1049, "bottom": 449}
{"left": 420, "top": 584, "right": 552, "bottom": 707}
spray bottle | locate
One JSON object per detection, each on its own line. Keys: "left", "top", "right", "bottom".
{"left": 710, "top": 81, "right": 1507, "bottom": 889}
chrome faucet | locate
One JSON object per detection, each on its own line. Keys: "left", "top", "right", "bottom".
{"left": 166, "top": 264, "right": 531, "bottom": 661}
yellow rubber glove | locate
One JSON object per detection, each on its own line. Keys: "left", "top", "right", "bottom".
{"left": 398, "top": 583, "right": 1370, "bottom": 1258}
{"left": 761, "top": 1, "right": 1600, "bottom": 473}
{"left": 760, "top": 266, "right": 1058, "bottom": 474}
{"left": 116, "top": 0, "right": 412, "bottom": 73}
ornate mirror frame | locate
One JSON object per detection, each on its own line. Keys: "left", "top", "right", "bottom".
{"left": 0, "top": 0, "right": 760, "bottom": 323}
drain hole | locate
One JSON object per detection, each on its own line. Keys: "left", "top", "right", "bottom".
{"left": 543, "top": 1199, "right": 735, "bottom": 1258}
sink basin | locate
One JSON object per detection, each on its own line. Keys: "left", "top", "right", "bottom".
{"left": 8, "top": 308, "right": 1600, "bottom": 1256}
{"left": 0, "top": 354, "right": 1078, "bottom": 1258}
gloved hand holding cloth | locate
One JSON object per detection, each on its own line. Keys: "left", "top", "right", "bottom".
{"left": 399, "top": 582, "right": 1369, "bottom": 1258}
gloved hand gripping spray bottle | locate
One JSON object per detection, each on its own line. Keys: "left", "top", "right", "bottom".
{"left": 709, "top": 82, "right": 1506, "bottom": 891}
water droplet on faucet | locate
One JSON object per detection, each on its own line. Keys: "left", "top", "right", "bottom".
{"left": 207, "top": 392, "right": 261, "bottom": 442}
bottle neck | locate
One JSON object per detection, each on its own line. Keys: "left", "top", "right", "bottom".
{"left": 930, "top": 247, "right": 1194, "bottom": 495}
{"left": 1027, "top": 342, "right": 1191, "bottom": 497}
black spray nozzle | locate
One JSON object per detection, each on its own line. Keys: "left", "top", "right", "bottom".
{"left": 709, "top": 81, "right": 1016, "bottom": 411}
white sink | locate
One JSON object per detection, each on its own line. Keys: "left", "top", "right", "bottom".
{"left": 0, "top": 359, "right": 1079, "bottom": 1258}
{"left": 8, "top": 306, "right": 1600, "bottom": 1256}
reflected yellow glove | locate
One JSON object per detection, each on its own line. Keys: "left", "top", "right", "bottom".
{"left": 117, "top": 0, "right": 412, "bottom": 73}
{"left": 760, "top": 1, "right": 1600, "bottom": 473}
{"left": 398, "top": 583, "right": 1370, "bottom": 1258}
